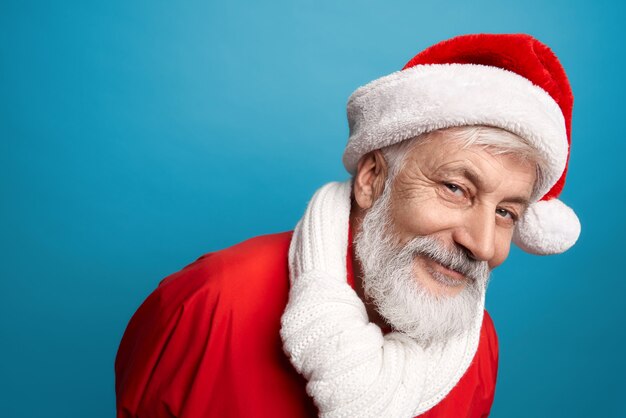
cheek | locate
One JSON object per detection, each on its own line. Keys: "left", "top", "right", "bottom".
{"left": 391, "top": 196, "right": 464, "bottom": 238}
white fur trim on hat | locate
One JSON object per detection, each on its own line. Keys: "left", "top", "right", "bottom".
{"left": 513, "top": 199, "right": 581, "bottom": 255}
{"left": 343, "top": 63, "right": 568, "bottom": 200}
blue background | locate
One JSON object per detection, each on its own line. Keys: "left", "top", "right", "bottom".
{"left": 2, "top": 1, "right": 625, "bottom": 417}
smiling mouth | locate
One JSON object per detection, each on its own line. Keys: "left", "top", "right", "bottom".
{"left": 435, "top": 261, "right": 466, "bottom": 280}
{"left": 424, "top": 258, "right": 470, "bottom": 287}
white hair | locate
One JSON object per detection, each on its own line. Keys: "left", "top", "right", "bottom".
{"left": 381, "top": 125, "right": 548, "bottom": 200}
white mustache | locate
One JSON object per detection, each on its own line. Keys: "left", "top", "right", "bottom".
{"left": 403, "top": 236, "right": 490, "bottom": 283}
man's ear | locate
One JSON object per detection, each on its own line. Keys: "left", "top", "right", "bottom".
{"left": 353, "top": 150, "right": 388, "bottom": 210}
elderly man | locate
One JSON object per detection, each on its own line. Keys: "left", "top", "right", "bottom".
{"left": 115, "top": 34, "right": 580, "bottom": 418}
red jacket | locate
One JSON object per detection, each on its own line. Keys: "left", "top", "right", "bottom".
{"left": 116, "top": 231, "right": 498, "bottom": 417}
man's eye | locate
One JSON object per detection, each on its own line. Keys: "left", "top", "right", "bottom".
{"left": 496, "top": 208, "right": 517, "bottom": 221}
{"left": 444, "top": 183, "right": 464, "bottom": 196}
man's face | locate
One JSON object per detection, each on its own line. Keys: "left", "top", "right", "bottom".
{"left": 353, "top": 132, "right": 537, "bottom": 344}
{"left": 387, "top": 135, "right": 536, "bottom": 296}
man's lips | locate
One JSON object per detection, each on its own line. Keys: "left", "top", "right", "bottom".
{"left": 428, "top": 259, "right": 467, "bottom": 282}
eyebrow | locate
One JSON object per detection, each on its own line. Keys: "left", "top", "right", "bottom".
{"left": 503, "top": 195, "right": 531, "bottom": 207}
{"left": 442, "top": 166, "right": 531, "bottom": 207}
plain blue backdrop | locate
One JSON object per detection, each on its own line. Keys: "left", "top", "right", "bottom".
{"left": 2, "top": 1, "right": 625, "bottom": 417}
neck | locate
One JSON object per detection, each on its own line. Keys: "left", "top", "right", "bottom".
{"left": 349, "top": 199, "right": 391, "bottom": 332}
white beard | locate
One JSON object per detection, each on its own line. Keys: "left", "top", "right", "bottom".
{"left": 354, "top": 182, "right": 491, "bottom": 346}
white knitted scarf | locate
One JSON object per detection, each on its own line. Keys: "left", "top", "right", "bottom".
{"left": 280, "top": 180, "right": 486, "bottom": 418}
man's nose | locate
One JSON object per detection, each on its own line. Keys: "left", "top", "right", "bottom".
{"left": 453, "top": 208, "right": 496, "bottom": 262}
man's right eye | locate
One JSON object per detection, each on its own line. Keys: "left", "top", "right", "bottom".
{"left": 444, "top": 183, "right": 464, "bottom": 197}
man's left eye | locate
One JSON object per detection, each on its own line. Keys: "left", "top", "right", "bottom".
{"left": 496, "top": 208, "right": 516, "bottom": 220}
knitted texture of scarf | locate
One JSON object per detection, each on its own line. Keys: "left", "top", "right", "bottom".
{"left": 280, "top": 180, "right": 485, "bottom": 418}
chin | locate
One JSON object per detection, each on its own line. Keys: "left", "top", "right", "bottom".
{"left": 428, "top": 281, "right": 466, "bottom": 298}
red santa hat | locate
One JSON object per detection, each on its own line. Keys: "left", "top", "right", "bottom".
{"left": 343, "top": 33, "right": 581, "bottom": 255}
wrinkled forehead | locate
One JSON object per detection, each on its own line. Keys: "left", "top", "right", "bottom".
{"left": 386, "top": 128, "right": 545, "bottom": 201}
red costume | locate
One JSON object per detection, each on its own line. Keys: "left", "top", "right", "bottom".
{"left": 115, "top": 231, "right": 498, "bottom": 417}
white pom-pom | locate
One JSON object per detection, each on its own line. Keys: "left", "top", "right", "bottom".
{"left": 513, "top": 199, "right": 581, "bottom": 255}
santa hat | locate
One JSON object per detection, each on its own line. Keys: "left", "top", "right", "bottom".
{"left": 343, "top": 33, "right": 581, "bottom": 255}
